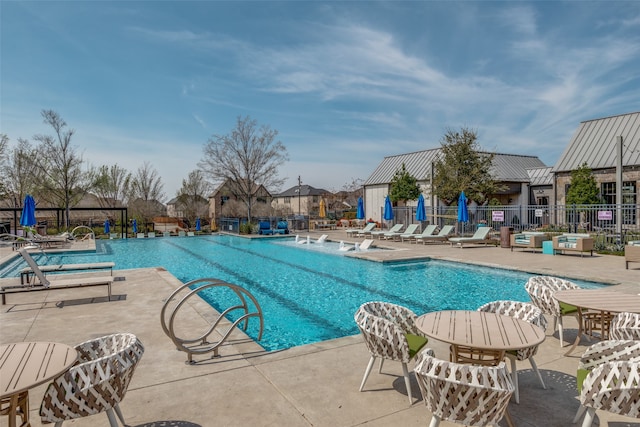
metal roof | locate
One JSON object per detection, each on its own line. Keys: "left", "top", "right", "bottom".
{"left": 276, "top": 184, "right": 331, "bottom": 197}
{"left": 553, "top": 112, "right": 640, "bottom": 173}
{"left": 527, "top": 167, "right": 554, "bottom": 186}
{"left": 365, "top": 148, "right": 545, "bottom": 185}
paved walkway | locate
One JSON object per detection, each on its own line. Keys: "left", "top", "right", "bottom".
{"left": 1, "top": 233, "right": 639, "bottom": 427}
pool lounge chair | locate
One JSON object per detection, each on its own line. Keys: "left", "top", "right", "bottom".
{"left": 136, "top": 233, "right": 145, "bottom": 238}
{"left": 347, "top": 222, "right": 375, "bottom": 237}
{"left": 147, "top": 232, "right": 156, "bottom": 238}
{"left": 273, "top": 221, "right": 289, "bottom": 235}
{"left": 415, "top": 225, "right": 454, "bottom": 244}
{"left": 383, "top": 223, "right": 418, "bottom": 241}
{"left": 401, "top": 224, "right": 437, "bottom": 243}
{"left": 448, "top": 226, "right": 494, "bottom": 248}
{"left": 355, "top": 223, "right": 377, "bottom": 238}
{"left": 258, "top": 221, "right": 274, "bottom": 235}
{"left": 316, "top": 234, "right": 328, "bottom": 244}
{"left": 370, "top": 224, "right": 403, "bottom": 240}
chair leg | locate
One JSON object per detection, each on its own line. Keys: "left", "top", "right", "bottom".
{"left": 581, "top": 408, "right": 596, "bottom": 427}
{"left": 428, "top": 414, "right": 441, "bottom": 427}
{"left": 359, "top": 356, "right": 376, "bottom": 391}
{"left": 573, "top": 404, "right": 587, "bottom": 424}
{"left": 401, "top": 362, "right": 413, "bottom": 405}
{"left": 528, "top": 357, "right": 546, "bottom": 389}
{"left": 105, "top": 408, "right": 119, "bottom": 427}
{"left": 378, "top": 358, "right": 385, "bottom": 373}
{"left": 114, "top": 403, "right": 126, "bottom": 426}
{"left": 509, "top": 356, "right": 519, "bottom": 404}
{"left": 558, "top": 316, "right": 565, "bottom": 347}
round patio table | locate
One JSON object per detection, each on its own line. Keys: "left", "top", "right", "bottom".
{"left": 1, "top": 342, "right": 77, "bottom": 427}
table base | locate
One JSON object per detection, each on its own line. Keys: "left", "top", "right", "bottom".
{"left": 451, "top": 344, "right": 505, "bottom": 367}
{"left": 0, "top": 391, "right": 30, "bottom": 427}
{"left": 563, "top": 309, "right": 613, "bottom": 356}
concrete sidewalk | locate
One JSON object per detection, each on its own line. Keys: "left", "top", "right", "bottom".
{"left": 1, "top": 235, "right": 639, "bottom": 427}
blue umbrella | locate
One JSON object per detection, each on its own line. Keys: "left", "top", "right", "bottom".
{"left": 104, "top": 220, "right": 110, "bottom": 234}
{"left": 195, "top": 218, "right": 201, "bottom": 231}
{"left": 458, "top": 191, "right": 469, "bottom": 223}
{"left": 383, "top": 195, "right": 394, "bottom": 221}
{"left": 132, "top": 219, "right": 138, "bottom": 234}
{"left": 20, "top": 194, "right": 37, "bottom": 227}
{"left": 416, "top": 194, "right": 427, "bottom": 222}
{"left": 356, "top": 197, "right": 365, "bottom": 220}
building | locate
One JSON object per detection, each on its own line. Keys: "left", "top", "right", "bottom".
{"left": 207, "top": 179, "right": 272, "bottom": 225}
{"left": 272, "top": 184, "right": 332, "bottom": 217}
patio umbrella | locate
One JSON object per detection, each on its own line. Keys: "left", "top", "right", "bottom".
{"left": 458, "top": 191, "right": 469, "bottom": 235}
{"left": 356, "top": 197, "right": 365, "bottom": 220}
{"left": 132, "top": 219, "right": 138, "bottom": 234}
{"left": 319, "top": 199, "right": 326, "bottom": 218}
{"left": 20, "top": 194, "right": 37, "bottom": 227}
{"left": 104, "top": 220, "right": 110, "bottom": 234}
{"left": 383, "top": 195, "right": 394, "bottom": 221}
{"left": 195, "top": 218, "right": 201, "bottom": 231}
{"left": 416, "top": 194, "right": 427, "bottom": 222}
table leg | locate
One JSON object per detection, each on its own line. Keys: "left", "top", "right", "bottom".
{"left": 564, "top": 308, "right": 584, "bottom": 356}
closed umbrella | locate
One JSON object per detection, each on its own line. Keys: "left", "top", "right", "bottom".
{"left": 104, "top": 220, "right": 110, "bottom": 234}
{"left": 416, "top": 194, "right": 427, "bottom": 222}
{"left": 20, "top": 194, "right": 37, "bottom": 228}
{"left": 195, "top": 218, "right": 201, "bottom": 231}
{"left": 356, "top": 197, "right": 365, "bottom": 220}
{"left": 383, "top": 195, "right": 394, "bottom": 221}
{"left": 458, "top": 191, "right": 469, "bottom": 234}
{"left": 132, "top": 219, "right": 138, "bottom": 234}
{"left": 319, "top": 199, "right": 326, "bottom": 218}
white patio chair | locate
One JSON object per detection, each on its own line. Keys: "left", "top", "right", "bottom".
{"left": 477, "top": 300, "right": 548, "bottom": 403}
{"left": 524, "top": 276, "right": 580, "bottom": 347}
{"left": 609, "top": 312, "right": 640, "bottom": 340}
{"left": 354, "top": 301, "right": 429, "bottom": 405}
{"left": 413, "top": 349, "right": 515, "bottom": 427}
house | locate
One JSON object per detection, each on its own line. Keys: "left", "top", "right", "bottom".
{"left": 363, "top": 149, "right": 546, "bottom": 223}
{"left": 207, "top": 179, "right": 272, "bottom": 225}
{"left": 272, "top": 184, "right": 332, "bottom": 217}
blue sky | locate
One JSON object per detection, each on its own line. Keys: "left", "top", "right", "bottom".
{"left": 2, "top": 1, "right": 639, "bottom": 201}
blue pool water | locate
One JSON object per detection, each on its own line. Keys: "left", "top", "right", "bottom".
{"left": 1, "top": 235, "right": 605, "bottom": 351}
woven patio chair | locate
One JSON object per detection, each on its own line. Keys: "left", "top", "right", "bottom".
{"left": 609, "top": 312, "right": 640, "bottom": 340}
{"left": 477, "top": 300, "right": 548, "bottom": 404}
{"left": 524, "top": 276, "right": 580, "bottom": 347}
{"left": 413, "top": 349, "right": 515, "bottom": 427}
{"left": 354, "top": 301, "right": 429, "bottom": 405}
{"left": 572, "top": 340, "right": 640, "bottom": 427}
{"left": 40, "top": 333, "right": 145, "bottom": 427}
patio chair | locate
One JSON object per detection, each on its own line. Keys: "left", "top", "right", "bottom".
{"left": 316, "top": 234, "right": 328, "bottom": 244}
{"left": 609, "top": 312, "right": 640, "bottom": 340}
{"left": 383, "top": 223, "right": 417, "bottom": 241}
{"left": 370, "top": 223, "right": 403, "bottom": 240}
{"left": 273, "top": 221, "right": 289, "bottom": 235}
{"left": 347, "top": 222, "right": 375, "bottom": 237}
{"left": 448, "top": 226, "right": 494, "bottom": 248}
{"left": 40, "top": 332, "right": 145, "bottom": 427}
{"left": 413, "top": 349, "right": 515, "bottom": 427}
{"left": 258, "top": 221, "right": 274, "bottom": 235}
{"left": 572, "top": 340, "right": 640, "bottom": 427}
{"left": 354, "top": 301, "right": 429, "bottom": 405}
{"left": 401, "top": 224, "right": 437, "bottom": 243}
{"left": 415, "top": 225, "right": 455, "bottom": 244}
{"left": 525, "top": 276, "right": 580, "bottom": 347}
{"left": 477, "top": 300, "right": 548, "bottom": 403}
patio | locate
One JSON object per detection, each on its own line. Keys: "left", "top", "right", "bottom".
{"left": 0, "top": 233, "right": 638, "bottom": 427}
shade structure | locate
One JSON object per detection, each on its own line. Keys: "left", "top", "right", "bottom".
{"left": 20, "top": 194, "right": 37, "bottom": 227}
{"left": 132, "top": 219, "right": 138, "bottom": 234}
{"left": 319, "top": 199, "right": 326, "bottom": 218}
{"left": 458, "top": 191, "right": 469, "bottom": 223}
{"left": 356, "top": 197, "right": 365, "bottom": 220}
{"left": 383, "top": 195, "right": 394, "bottom": 221}
{"left": 195, "top": 218, "right": 201, "bottom": 231}
{"left": 104, "top": 220, "right": 110, "bottom": 234}
{"left": 416, "top": 194, "right": 427, "bottom": 222}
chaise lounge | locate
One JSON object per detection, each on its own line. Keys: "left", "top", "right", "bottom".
{"left": 449, "top": 226, "right": 494, "bottom": 248}
{"left": 258, "top": 221, "right": 274, "bottom": 235}
{"left": 273, "top": 221, "right": 289, "bottom": 235}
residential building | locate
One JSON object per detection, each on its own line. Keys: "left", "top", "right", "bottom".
{"left": 272, "top": 184, "right": 332, "bottom": 217}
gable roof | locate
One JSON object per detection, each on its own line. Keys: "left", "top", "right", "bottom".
{"left": 276, "top": 184, "right": 331, "bottom": 197}
{"left": 553, "top": 111, "right": 640, "bottom": 173}
{"left": 364, "top": 148, "right": 545, "bottom": 185}
{"left": 527, "top": 167, "right": 554, "bottom": 186}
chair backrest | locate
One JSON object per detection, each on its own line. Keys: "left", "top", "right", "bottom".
{"left": 136, "top": 233, "right": 145, "bottom": 238}
{"left": 437, "top": 225, "right": 455, "bottom": 237}
{"left": 610, "top": 312, "right": 640, "bottom": 340}
{"left": 277, "top": 221, "right": 288, "bottom": 230}
{"left": 362, "top": 223, "right": 376, "bottom": 232}
{"left": 147, "top": 232, "right": 156, "bottom": 238}
{"left": 40, "top": 333, "right": 144, "bottom": 423}
{"left": 353, "top": 301, "right": 420, "bottom": 363}
{"left": 387, "top": 224, "right": 403, "bottom": 233}
{"left": 19, "top": 248, "right": 49, "bottom": 286}
{"left": 259, "top": 221, "right": 271, "bottom": 230}
{"left": 317, "top": 234, "right": 328, "bottom": 243}
{"left": 359, "top": 239, "right": 374, "bottom": 250}
{"left": 578, "top": 340, "right": 640, "bottom": 372}
{"left": 178, "top": 230, "right": 186, "bottom": 237}
{"left": 471, "top": 226, "right": 492, "bottom": 239}
{"left": 580, "top": 360, "right": 640, "bottom": 419}
{"left": 524, "top": 276, "right": 580, "bottom": 317}
{"left": 420, "top": 224, "right": 438, "bottom": 236}
{"left": 413, "top": 351, "right": 514, "bottom": 426}
{"left": 163, "top": 231, "right": 171, "bottom": 237}
{"left": 401, "top": 224, "right": 419, "bottom": 235}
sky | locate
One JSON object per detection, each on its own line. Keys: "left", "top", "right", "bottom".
{"left": 2, "top": 1, "right": 639, "bottom": 202}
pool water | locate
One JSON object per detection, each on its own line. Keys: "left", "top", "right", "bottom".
{"left": 1, "top": 235, "right": 604, "bottom": 351}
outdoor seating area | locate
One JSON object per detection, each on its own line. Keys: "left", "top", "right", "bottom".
{"left": 552, "top": 233, "right": 594, "bottom": 257}
{"left": 510, "top": 231, "right": 550, "bottom": 253}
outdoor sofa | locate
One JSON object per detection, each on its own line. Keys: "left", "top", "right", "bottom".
{"left": 552, "top": 233, "right": 594, "bottom": 257}
{"left": 510, "top": 231, "right": 550, "bottom": 252}
{"left": 625, "top": 241, "right": 640, "bottom": 269}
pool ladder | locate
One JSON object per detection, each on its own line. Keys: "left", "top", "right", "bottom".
{"left": 161, "top": 278, "right": 264, "bottom": 364}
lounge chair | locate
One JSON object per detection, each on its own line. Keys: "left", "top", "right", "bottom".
{"left": 187, "top": 231, "right": 195, "bottom": 237}
{"left": 355, "top": 223, "right": 377, "bottom": 238}
{"left": 370, "top": 223, "right": 403, "bottom": 240}
{"left": 136, "top": 233, "right": 145, "bottom": 238}
{"left": 448, "top": 226, "right": 494, "bottom": 248}
{"left": 178, "top": 230, "right": 186, "bottom": 237}
{"left": 316, "top": 234, "right": 328, "bottom": 244}
{"left": 147, "top": 232, "right": 156, "bottom": 238}
{"left": 19, "top": 255, "right": 115, "bottom": 284}
{"left": 383, "top": 223, "right": 417, "bottom": 241}
{"left": 401, "top": 224, "right": 437, "bottom": 243}
{"left": 0, "top": 249, "right": 114, "bottom": 305}
{"left": 415, "top": 225, "right": 454, "bottom": 244}
{"left": 273, "top": 221, "right": 289, "bottom": 235}
{"left": 163, "top": 231, "right": 171, "bottom": 237}
{"left": 347, "top": 222, "right": 375, "bottom": 237}
{"left": 358, "top": 239, "right": 374, "bottom": 250}
{"left": 258, "top": 221, "right": 274, "bottom": 235}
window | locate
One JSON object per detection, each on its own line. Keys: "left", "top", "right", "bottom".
{"left": 220, "top": 196, "right": 229, "bottom": 206}
{"left": 284, "top": 197, "right": 291, "bottom": 204}
{"left": 601, "top": 181, "right": 637, "bottom": 224}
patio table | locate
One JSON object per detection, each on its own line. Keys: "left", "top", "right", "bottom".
{"left": 554, "top": 289, "right": 640, "bottom": 356}
{"left": 1, "top": 341, "right": 77, "bottom": 427}
{"left": 415, "top": 310, "right": 546, "bottom": 365}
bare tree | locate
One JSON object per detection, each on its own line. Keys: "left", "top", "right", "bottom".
{"left": 199, "top": 116, "right": 288, "bottom": 221}
{"left": 93, "top": 164, "right": 132, "bottom": 208}
{"left": 176, "top": 169, "right": 211, "bottom": 227}
{"left": 32, "top": 110, "right": 92, "bottom": 227}
{"left": 3, "top": 138, "right": 41, "bottom": 206}
{"left": 129, "top": 162, "right": 166, "bottom": 229}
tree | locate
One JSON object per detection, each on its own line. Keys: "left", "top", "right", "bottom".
{"left": 175, "top": 169, "right": 211, "bottom": 226}
{"left": 388, "top": 163, "right": 421, "bottom": 205}
{"left": 199, "top": 116, "right": 288, "bottom": 221}
{"left": 3, "top": 138, "right": 41, "bottom": 206}
{"left": 92, "top": 164, "right": 132, "bottom": 209}
{"left": 432, "top": 127, "right": 504, "bottom": 205}
{"left": 0, "top": 134, "right": 8, "bottom": 199}
{"left": 32, "top": 110, "right": 92, "bottom": 227}
{"left": 129, "top": 162, "right": 166, "bottom": 228}
{"left": 566, "top": 163, "right": 600, "bottom": 205}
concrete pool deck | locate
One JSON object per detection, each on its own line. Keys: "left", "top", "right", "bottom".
{"left": 1, "top": 232, "right": 639, "bottom": 427}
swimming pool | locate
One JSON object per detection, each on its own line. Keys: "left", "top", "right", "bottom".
{"left": 1, "top": 235, "right": 604, "bottom": 351}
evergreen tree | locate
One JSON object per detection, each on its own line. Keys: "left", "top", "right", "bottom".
{"left": 566, "top": 163, "right": 600, "bottom": 205}
{"left": 389, "top": 163, "right": 421, "bottom": 204}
